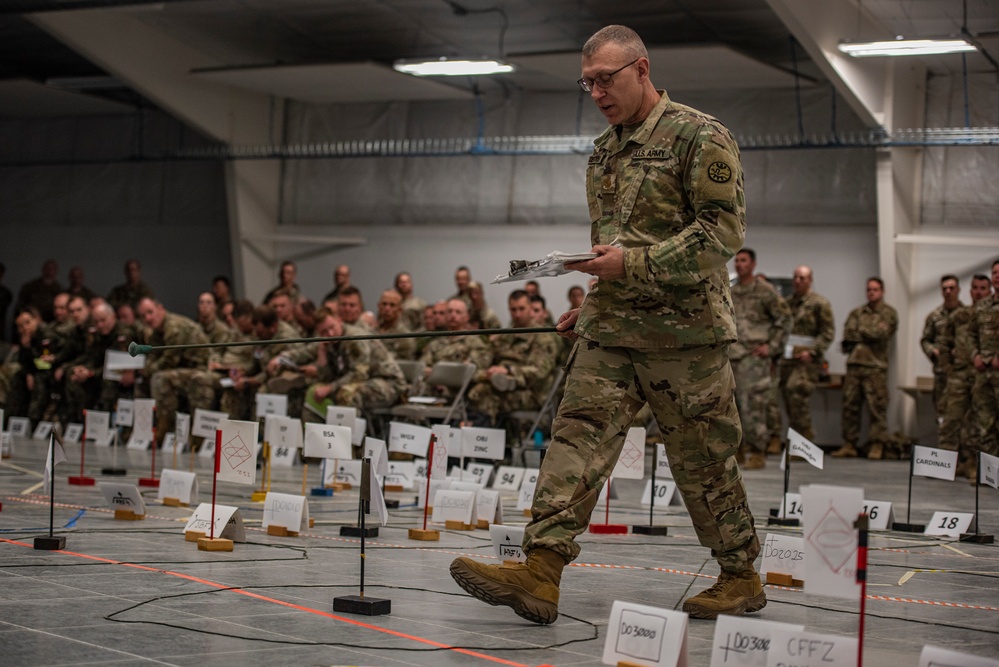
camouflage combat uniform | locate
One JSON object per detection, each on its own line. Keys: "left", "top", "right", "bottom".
{"left": 467, "top": 328, "right": 561, "bottom": 423}
{"left": 420, "top": 333, "right": 492, "bottom": 399}
{"left": 524, "top": 91, "right": 760, "bottom": 575}
{"left": 143, "top": 312, "right": 214, "bottom": 443}
{"left": 921, "top": 302, "right": 962, "bottom": 415}
{"left": 401, "top": 295, "right": 427, "bottom": 332}
{"left": 107, "top": 281, "right": 154, "bottom": 310}
{"left": 217, "top": 322, "right": 298, "bottom": 420}
{"left": 729, "top": 280, "right": 790, "bottom": 455}
{"left": 937, "top": 302, "right": 981, "bottom": 460}
{"left": 840, "top": 300, "right": 898, "bottom": 454}
{"left": 779, "top": 291, "right": 835, "bottom": 441}
{"left": 968, "top": 294, "right": 999, "bottom": 458}
{"left": 303, "top": 324, "right": 407, "bottom": 419}
{"left": 377, "top": 320, "right": 417, "bottom": 361}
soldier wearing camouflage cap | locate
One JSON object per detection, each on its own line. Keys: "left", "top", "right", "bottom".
{"left": 451, "top": 24, "right": 764, "bottom": 625}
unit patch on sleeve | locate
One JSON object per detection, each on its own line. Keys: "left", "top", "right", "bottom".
{"left": 707, "top": 161, "right": 732, "bottom": 183}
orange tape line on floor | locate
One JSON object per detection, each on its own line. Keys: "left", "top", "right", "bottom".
{"left": 0, "top": 537, "right": 529, "bottom": 667}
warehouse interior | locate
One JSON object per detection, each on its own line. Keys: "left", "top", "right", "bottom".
{"left": 2, "top": 1, "right": 999, "bottom": 665}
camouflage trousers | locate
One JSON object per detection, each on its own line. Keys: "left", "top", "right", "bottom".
{"left": 61, "top": 376, "right": 100, "bottom": 425}
{"left": 971, "top": 368, "right": 999, "bottom": 457}
{"left": 731, "top": 355, "right": 771, "bottom": 454}
{"left": 931, "top": 370, "right": 948, "bottom": 416}
{"left": 303, "top": 379, "right": 400, "bottom": 421}
{"left": 7, "top": 370, "right": 56, "bottom": 424}
{"left": 0, "top": 362, "right": 19, "bottom": 410}
{"left": 780, "top": 361, "right": 819, "bottom": 441}
{"left": 766, "top": 364, "right": 781, "bottom": 439}
{"left": 468, "top": 381, "right": 539, "bottom": 423}
{"left": 525, "top": 340, "right": 760, "bottom": 575}
{"left": 151, "top": 369, "right": 218, "bottom": 444}
{"left": 98, "top": 378, "right": 136, "bottom": 414}
{"left": 841, "top": 365, "right": 888, "bottom": 451}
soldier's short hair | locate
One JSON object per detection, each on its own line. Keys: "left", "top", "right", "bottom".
{"left": 582, "top": 25, "right": 648, "bottom": 61}
{"left": 252, "top": 305, "right": 277, "bottom": 328}
{"left": 313, "top": 307, "right": 336, "bottom": 323}
{"left": 232, "top": 299, "right": 255, "bottom": 319}
{"left": 867, "top": 277, "right": 884, "bottom": 289}
{"left": 737, "top": 248, "right": 756, "bottom": 262}
{"left": 940, "top": 274, "right": 959, "bottom": 285}
{"left": 530, "top": 294, "right": 547, "bottom": 308}
{"left": 339, "top": 285, "right": 363, "bottom": 301}
{"left": 973, "top": 273, "right": 990, "bottom": 282}
{"left": 269, "top": 288, "right": 292, "bottom": 301}
{"left": 992, "top": 258, "right": 999, "bottom": 269}
{"left": 508, "top": 289, "right": 529, "bottom": 302}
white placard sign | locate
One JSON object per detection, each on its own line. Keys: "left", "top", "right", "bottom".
{"left": 386, "top": 460, "right": 417, "bottom": 489}
{"left": 428, "top": 426, "right": 450, "bottom": 479}
{"left": 980, "top": 452, "right": 999, "bottom": 488}
{"left": 216, "top": 419, "right": 259, "bottom": 485}
{"left": 476, "top": 488, "right": 503, "bottom": 525}
{"left": 327, "top": 459, "right": 363, "bottom": 486}
{"left": 461, "top": 426, "right": 506, "bottom": 461}
{"left": 924, "top": 511, "right": 974, "bottom": 539}
{"left": 434, "top": 489, "right": 476, "bottom": 525}
{"left": 418, "top": 478, "right": 449, "bottom": 509}
{"left": 184, "top": 503, "right": 246, "bottom": 542}
{"left": 802, "top": 484, "right": 862, "bottom": 600}
{"left": 304, "top": 422, "right": 352, "bottom": 460}
{"left": 32, "top": 421, "right": 53, "bottom": 441}
{"left": 492, "top": 466, "right": 526, "bottom": 492}
{"left": 162, "top": 433, "right": 178, "bottom": 454}
{"left": 759, "top": 533, "right": 806, "bottom": 580}
{"left": 767, "top": 628, "right": 857, "bottom": 667}
{"left": 125, "top": 398, "right": 155, "bottom": 450}
{"left": 198, "top": 435, "right": 217, "bottom": 459}
{"left": 192, "top": 409, "right": 227, "bottom": 439}
{"left": 62, "top": 423, "right": 83, "bottom": 444}
{"left": 861, "top": 500, "right": 894, "bottom": 531}
{"left": 490, "top": 524, "right": 526, "bottom": 563}
{"left": 517, "top": 470, "right": 539, "bottom": 511}
{"left": 776, "top": 492, "right": 804, "bottom": 521}
{"left": 175, "top": 412, "right": 190, "bottom": 445}
{"left": 641, "top": 479, "right": 678, "bottom": 506}
{"left": 255, "top": 392, "right": 288, "bottom": 418}
{"left": 158, "top": 469, "right": 198, "bottom": 505}
{"left": 603, "top": 600, "right": 688, "bottom": 667}
{"left": 99, "top": 482, "right": 146, "bottom": 516}
{"left": 655, "top": 444, "right": 673, "bottom": 478}
{"left": 912, "top": 445, "right": 958, "bottom": 481}
{"left": 388, "top": 420, "right": 432, "bottom": 457}
{"left": 710, "top": 616, "right": 804, "bottom": 667}
{"left": 363, "top": 437, "right": 389, "bottom": 476}
{"left": 464, "top": 461, "right": 493, "bottom": 485}
{"left": 787, "top": 428, "right": 823, "bottom": 469}
{"left": 367, "top": 461, "right": 389, "bottom": 526}
{"left": 8, "top": 416, "right": 30, "bottom": 438}
{"left": 1, "top": 432, "right": 12, "bottom": 457}
{"left": 115, "top": 399, "right": 134, "bottom": 427}
{"left": 105, "top": 349, "right": 146, "bottom": 370}
{"left": 326, "top": 406, "right": 366, "bottom": 445}
{"left": 919, "top": 644, "right": 999, "bottom": 667}
{"left": 413, "top": 457, "right": 428, "bottom": 479}
{"left": 262, "top": 492, "right": 309, "bottom": 533}
{"left": 612, "top": 427, "right": 647, "bottom": 480}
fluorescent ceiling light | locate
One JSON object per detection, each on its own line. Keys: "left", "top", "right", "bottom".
{"left": 393, "top": 58, "right": 515, "bottom": 76}
{"left": 838, "top": 38, "right": 977, "bottom": 57}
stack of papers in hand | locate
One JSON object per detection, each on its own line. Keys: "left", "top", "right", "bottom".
{"left": 492, "top": 251, "right": 598, "bottom": 284}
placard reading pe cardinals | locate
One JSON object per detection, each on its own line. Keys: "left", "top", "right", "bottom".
{"left": 388, "top": 420, "right": 432, "bottom": 457}
{"left": 490, "top": 524, "right": 526, "bottom": 562}
{"left": 216, "top": 419, "right": 259, "bottom": 485}
{"left": 912, "top": 445, "right": 958, "bottom": 481}
{"left": 461, "top": 426, "right": 505, "bottom": 461}
{"left": 262, "top": 492, "right": 309, "bottom": 533}
{"left": 709, "top": 615, "right": 804, "bottom": 667}
{"left": 184, "top": 503, "right": 246, "bottom": 542}
{"left": 99, "top": 482, "right": 146, "bottom": 516}
{"left": 602, "top": 600, "right": 688, "bottom": 667}
{"left": 158, "top": 469, "right": 198, "bottom": 505}
{"left": 303, "top": 422, "right": 352, "bottom": 460}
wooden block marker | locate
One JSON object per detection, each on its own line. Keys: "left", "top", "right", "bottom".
{"left": 114, "top": 509, "right": 145, "bottom": 521}
{"left": 162, "top": 497, "right": 187, "bottom": 507}
{"left": 251, "top": 490, "right": 267, "bottom": 502}
{"left": 445, "top": 520, "right": 475, "bottom": 531}
{"left": 198, "top": 537, "right": 234, "bottom": 552}
{"left": 184, "top": 530, "right": 206, "bottom": 542}
{"left": 384, "top": 484, "right": 404, "bottom": 493}
{"left": 408, "top": 528, "right": 440, "bottom": 541}
{"left": 266, "top": 524, "right": 298, "bottom": 537}
{"left": 765, "top": 572, "right": 803, "bottom": 587}
{"left": 477, "top": 519, "right": 490, "bottom": 530}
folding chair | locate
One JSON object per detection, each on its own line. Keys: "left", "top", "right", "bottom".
{"left": 390, "top": 361, "right": 476, "bottom": 426}
{"left": 507, "top": 367, "right": 566, "bottom": 467}
{"left": 369, "top": 359, "right": 425, "bottom": 437}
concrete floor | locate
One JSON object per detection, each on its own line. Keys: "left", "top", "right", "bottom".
{"left": 1, "top": 436, "right": 997, "bottom": 667}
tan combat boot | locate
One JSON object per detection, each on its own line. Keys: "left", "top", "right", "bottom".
{"left": 767, "top": 436, "right": 782, "bottom": 455}
{"left": 831, "top": 443, "right": 858, "bottom": 458}
{"left": 743, "top": 451, "right": 766, "bottom": 470}
{"left": 682, "top": 569, "right": 767, "bottom": 619}
{"left": 867, "top": 441, "right": 884, "bottom": 460}
{"left": 450, "top": 548, "right": 565, "bottom": 624}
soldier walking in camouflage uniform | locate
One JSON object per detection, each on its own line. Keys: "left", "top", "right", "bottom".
{"left": 938, "top": 273, "right": 992, "bottom": 475}
{"left": 833, "top": 278, "right": 898, "bottom": 459}
{"left": 967, "top": 261, "right": 999, "bottom": 464}
{"left": 729, "top": 249, "right": 790, "bottom": 469}
{"left": 778, "top": 265, "right": 835, "bottom": 447}
{"left": 450, "top": 25, "right": 764, "bottom": 625}
{"left": 921, "top": 275, "right": 963, "bottom": 416}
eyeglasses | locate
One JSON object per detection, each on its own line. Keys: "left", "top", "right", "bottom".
{"left": 577, "top": 58, "right": 639, "bottom": 92}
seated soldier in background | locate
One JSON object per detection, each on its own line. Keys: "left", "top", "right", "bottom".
{"left": 420, "top": 298, "right": 491, "bottom": 384}
{"left": 59, "top": 301, "right": 134, "bottom": 422}
{"left": 395, "top": 271, "right": 426, "bottom": 331}
{"left": 336, "top": 286, "right": 372, "bottom": 331}
{"left": 268, "top": 288, "right": 305, "bottom": 336}
{"left": 11, "top": 308, "right": 59, "bottom": 426}
{"left": 136, "top": 297, "right": 215, "bottom": 445}
{"left": 467, "top": 290, "right": 559, "bottom": 427}
{"left": 52, "top": 296, "right": 92, "bottom": 424}
{"left": 376, "top": 289, "right": 416, "bottom": 361}
{"left": 300, "top": 308, "right": 406, "bottom": 420}
{"left": 197, "top": 291, "right": 234, "bottom": 346}
{"left": 210, "top": 300, "right": 257, "bottom": 420}
{"left": 468, "top": 281, "right": 502, "bottom": 330}
{"left": 51, "top": 292, "right": 74, "bottom": 338}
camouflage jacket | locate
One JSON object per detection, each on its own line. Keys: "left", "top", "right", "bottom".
{"left": 920, "top": 303, "right": 962, "bottom": 372}
{"left": 729, "top": 280, "right": 790, "bottom": 360}
{"left": 420, "top": 333, "right": 491, "bottom": 370}
{"left": 968, "top": 294, "right": 999, "bottom": 363}
{"left": 80, "top": 322, "right": 138, "bottom": 377}
{"left": 842, "top": 301, "right": 898, "bottom": 369}
{"left": 144, "top": 312, "right": 208, "bottom": 374}
{"left": 319, "top": 324, "right": 406, "bottom": 391}
{"left": 484, "top": 329, "right": 560, "bottom": 398}
{"left": 107, "top": 281, "right": 154, "bottom": 310}
{"left": 401, "top": 295, "right": 427, "bottom": 331}
{"left": 780, "top": 290, "right": 835, "bottom": 365}
{"left": 377, "top": 320, "right": 417, "bottom": 361}
{"left": 576, "top": 91, "right": 745, "bottom": 349}
{"left": 939, "top": 303, "right": 978, "bottom": 370}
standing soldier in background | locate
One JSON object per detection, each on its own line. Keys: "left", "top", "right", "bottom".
{"left": 938, "top": 273, "right": 993, "bottom": 476}
{"left": 967, "top": 260, "right": 999, "bottom": 469}
{"left": 729, "top": 249, "right": 790, "bottom": 469}
{"left": 834, "top": 278, "right": 898, "bottom": 460}
{"left": 921, "top": 275, "right": 963, "bottom": 417}
{"left": 778, "top": 265, "right": 835, "bottom": 448}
